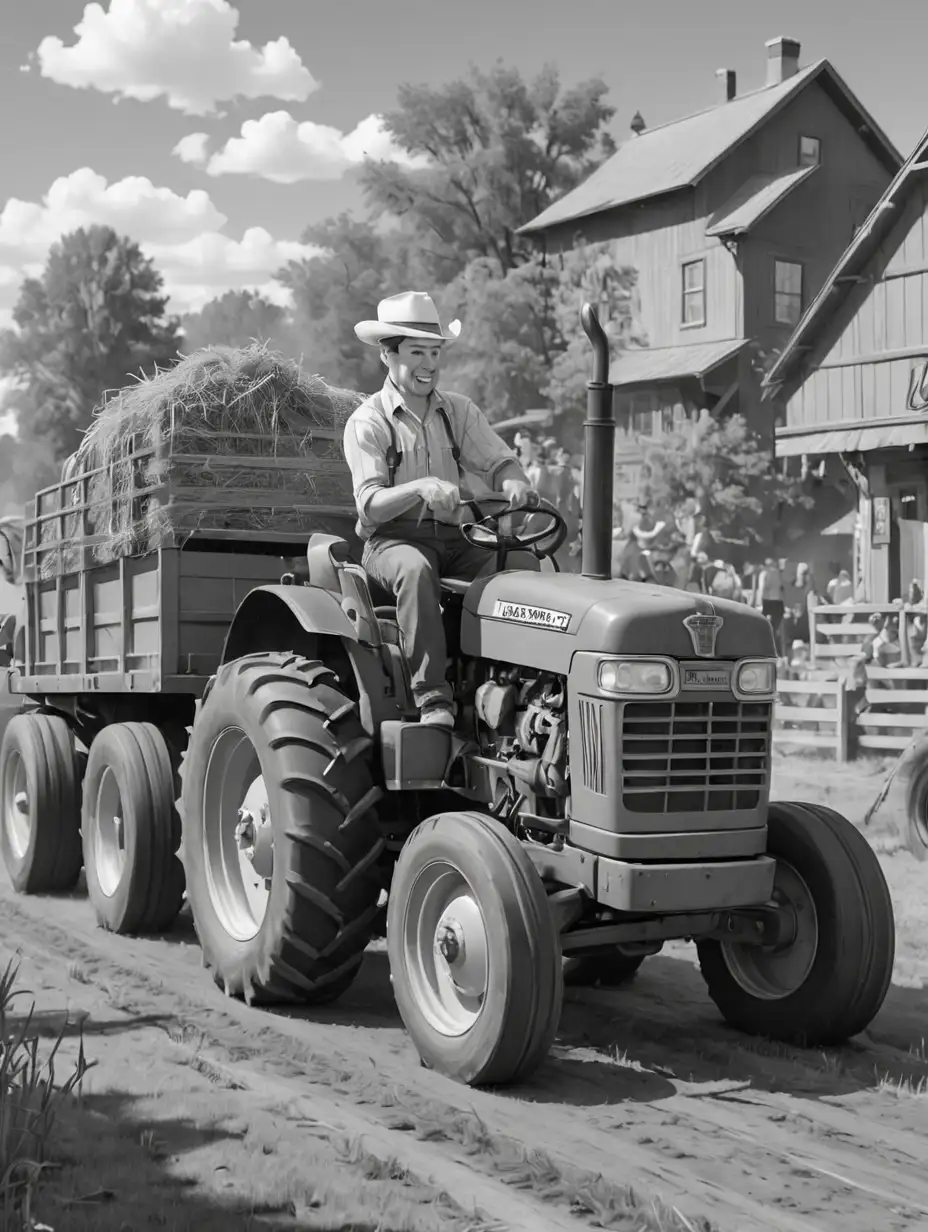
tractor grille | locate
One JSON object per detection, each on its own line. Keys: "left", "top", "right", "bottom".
{"left": 621, "top": 700, "right": 771, "bottom": 813}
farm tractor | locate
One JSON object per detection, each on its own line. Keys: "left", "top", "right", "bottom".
{"left": 0, "top": 306, "right": 895, "bottom": 1087}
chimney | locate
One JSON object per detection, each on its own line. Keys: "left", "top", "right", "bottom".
{"left": 716, "top": 69, "right": 736, "bottom": 102}
{"left": 766, "top": 36, "right": 800, "bottom": 86}
{"left": 630, "top": 110, "right": 646, "bottom": 136}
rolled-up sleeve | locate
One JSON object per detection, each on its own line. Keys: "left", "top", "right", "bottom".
{"left": 343, "top": 409, "right": 390, "bottom": 517}
{"left": 455, "top": 397, "right": 527, "bottom": 487}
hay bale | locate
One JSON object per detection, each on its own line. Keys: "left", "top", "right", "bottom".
{"left": 44, "top": 344, "right": 363, "bottom": 574}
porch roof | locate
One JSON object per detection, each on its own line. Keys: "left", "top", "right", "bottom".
{"left": 776, "top": 417, "right": 928, "bottom": 457}
{"left": 706, "top": 166, "right": 818, "bottom": 237}
{"left": 610, "top": 339, "right": 746, "bottom": 388}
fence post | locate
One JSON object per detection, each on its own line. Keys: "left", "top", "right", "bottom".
{"left": 809, "top": 606, "right": 817, "bottom": 666}
{"left": 834, "top": 676, "right": 849, "bottom": 763}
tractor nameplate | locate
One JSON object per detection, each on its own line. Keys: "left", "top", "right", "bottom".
{"left": 682, "top": 666, "right": 730, "bottom": 690}
{"left": 491, "top": 600, "right": 571, "bottom": 631}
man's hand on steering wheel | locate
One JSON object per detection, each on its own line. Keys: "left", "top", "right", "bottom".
{"left": 500, "top": 477, "right": 540, "bottom": 511}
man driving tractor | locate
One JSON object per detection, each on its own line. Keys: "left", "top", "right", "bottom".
{"left": 342, "top": 291, "right": 539, "bottom": 729}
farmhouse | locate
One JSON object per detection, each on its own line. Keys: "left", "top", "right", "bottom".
{"left": 519, "top": 37, "right": 900, "bottom": 505}
{"left": 766, "top": 127, "right": 928, "bottom": 603}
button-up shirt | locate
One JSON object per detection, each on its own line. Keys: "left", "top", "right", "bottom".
{"left": 342, "top": 378, "right": 526, "bottom": 539}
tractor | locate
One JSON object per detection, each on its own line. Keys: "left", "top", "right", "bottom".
{"left": 0, "top": 306, "right": 895, "bottom": 1087}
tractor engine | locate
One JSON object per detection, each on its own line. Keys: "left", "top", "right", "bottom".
{"left": 473, "top": 666, "right": 570, "bottom": 807}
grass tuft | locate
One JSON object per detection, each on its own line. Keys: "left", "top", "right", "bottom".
{"left": 0, "top": 957, "right": 93, "bottom": 1230}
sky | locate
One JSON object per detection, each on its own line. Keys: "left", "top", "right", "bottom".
{"left": 0, "top": 0, "right": 926, "bottom": 352}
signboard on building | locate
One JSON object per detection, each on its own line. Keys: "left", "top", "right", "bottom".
{"left": 871, "top": 496, "right": 891, "bottom": 546}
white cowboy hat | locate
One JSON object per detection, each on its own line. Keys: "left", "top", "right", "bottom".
{"left": 354, "top": 291, "right": 461, "bottom": 347}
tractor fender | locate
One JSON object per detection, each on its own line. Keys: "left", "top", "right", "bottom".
{"left": 220, "top": 584, "right": 357, "bottom": 666}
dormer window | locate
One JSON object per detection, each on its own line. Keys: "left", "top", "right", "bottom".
{"left": 799, "top": 135, "right": 821, "bottom": 167}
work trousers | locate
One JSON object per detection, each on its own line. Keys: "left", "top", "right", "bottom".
{"left": 362, "top": 523, "right": 492, "bottom": 709}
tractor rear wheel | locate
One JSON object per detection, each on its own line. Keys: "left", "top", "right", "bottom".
{"left": 180, "top": 652, "right": 384, "bottom": 1006}
{"left": 0, "top": 712, "right": 82, "bottom": 893}
{"left": 904, "top": 752, "right": 928, "bottom": 862}
{"left": 563, "top": 948, "right": 645, "bottom": 988}
{"left": 82, "top": 723, "right": 185, "bottom": 934}
{"left": 387, "top": 810, "right": 563, "bottom": 1087}
{"left": 696, "top": 800, "right": 895, "bottom": 1045}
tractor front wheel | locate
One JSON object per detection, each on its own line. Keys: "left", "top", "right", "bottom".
{"left": 387, "top": 810, "right": 563, "bottom": 1087}
{"left": 697, "top": 801, "right": 894, "bottom": 1045}
{"left": 180, "top": 653, "right": 384, "bottom": 1005}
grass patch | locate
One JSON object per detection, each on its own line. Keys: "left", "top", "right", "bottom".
{"left": 0, "top": 957, "right": 92, "bottom": 1230}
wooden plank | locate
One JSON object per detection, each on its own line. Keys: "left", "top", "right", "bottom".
{"left": 858, "top": 733, "right": 914, "bottom": 751}
{"left": 811, "top": 621, "right": 877, "bottom": 636}
{"left": 865, "top": 688, "right": 928, "bottom": 705}
{"left": 857, "top": 712, "right": 928, "bottom": 728}
{"left": 776, "top": 679, "right": 841, "bottom": 695}
{"left": 775, "top": 732, "right": 840, "bottom": 748}
{"left": 775, "top": 705, "right": 839, "bottom": 722}
{"left": 868, "top": 665, "right": 928, "bottom": 679}
{"left": 815, "top": 644, "right": 863, "bottom": 657}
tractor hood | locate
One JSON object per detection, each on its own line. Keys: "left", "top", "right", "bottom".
{"left": 460, "top": 570, "right": 775, "bottom": 673}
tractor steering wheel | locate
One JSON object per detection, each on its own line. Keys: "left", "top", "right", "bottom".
{"left": 460, "top": 494, "right": 568, "bottom": 569}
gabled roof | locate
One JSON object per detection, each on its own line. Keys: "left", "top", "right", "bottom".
{"left": 610, "top": 339, "right": 746, "bottom": 388}
{"left": 706, "top": 166, "right": 817, "bottom": 237}
{"left": 519, "top": 60, "right": 901, "bottom": 236}
{"left": 765, "top": 125, "right": 928, "bottom": 398}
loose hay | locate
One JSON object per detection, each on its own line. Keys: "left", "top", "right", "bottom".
{"left": 36, "top": 344, "right": 363, "bottom": 574}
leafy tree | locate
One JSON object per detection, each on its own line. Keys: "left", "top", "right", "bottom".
{"left": 277, "top": 213, "right": 421, "bottom": 392}
{"left": 640, "top": 413, "right": 811, "bottom": 550}
{"left": 0, "top": 226, "right": 181, "bottom": 462}
{"left": 436, "top": 242, "right": 643, "bottom": 423}
{"left": 181, "top": 290, "right": 299, "bottom": 356}
{"left": 361, "top": 62, "right": 616, "bottom": 280}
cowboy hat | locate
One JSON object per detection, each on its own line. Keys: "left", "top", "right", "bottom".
{"left": 354, "top": 291, "right": 462, "bottom": 347}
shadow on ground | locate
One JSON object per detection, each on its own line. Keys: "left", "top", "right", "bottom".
{"left": 32, "top": 1089, "right": 309, "bottom": 1231}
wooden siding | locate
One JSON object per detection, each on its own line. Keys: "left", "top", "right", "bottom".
{"left": 784, "top": 180, "right": 928, "bottom": 430}
{"left": 542, "top": 81, "right": 890, "bottom": 360}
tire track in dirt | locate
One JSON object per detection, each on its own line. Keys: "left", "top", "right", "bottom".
{"left": 3, "top": 878, "right": 927, "bottom": 1232}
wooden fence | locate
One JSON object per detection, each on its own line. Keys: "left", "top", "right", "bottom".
{"left": 775, "top": 666, "right": 928, "bottom": 760}
{"left": 808, "top": 603, "right": 924, "bottom": 666}
{"left": 776, "top": 677, "right": 850, "bottom": 761}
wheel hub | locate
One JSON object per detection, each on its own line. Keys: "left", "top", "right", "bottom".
{"left": 433, "top": 894, "right": 487, "bottom": 999}
{"left": 235, "top": 802, "right": 273, "bottom": 880}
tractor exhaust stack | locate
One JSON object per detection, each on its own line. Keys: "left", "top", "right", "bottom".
{"left": 579, "top": 303, "right": 615, "bottom": 580}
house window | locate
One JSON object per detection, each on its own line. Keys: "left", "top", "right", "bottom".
{"left": 681, "top": 259, "right": 706, "bottom": 327}
{"left": 774, "top": 260, "right": 803, "bottom": 326}
{"left": 799, "top": 135, "right": 821, "bottom": 166}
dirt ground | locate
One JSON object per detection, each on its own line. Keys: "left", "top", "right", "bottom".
{"left": 2, "top": 732, "right": 928, "bottom": 1231}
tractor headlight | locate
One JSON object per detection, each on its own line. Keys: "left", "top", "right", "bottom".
{"left": 734, "top": 659, "right": 776, "bottom": 697}
{"left": 598, "top": 658, "right": 674, "bottom": 696}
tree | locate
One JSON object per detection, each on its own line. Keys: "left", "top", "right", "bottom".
{"left": 0, "top": 226, "right": 181, "bottom": 463}
{"left": 181, "top": 290, "right": 299, "bottom": 355}
{"left": 277, "top": 213, "right": 419, "bottom": 392}
{"left": 435, "top": 241, "right": 643, "bottom": 423}
{"left": 640, "top": 413, "right": 811, "bottom": 551}
{"left": 360, "top": 62, "right": 616, "bottom": 280}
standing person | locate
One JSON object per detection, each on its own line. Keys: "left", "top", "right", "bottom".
{"left": 756, "top": 557, "right": 786, "bottom": 654}
{"left": 342, "top": 291, "right": 538, "bottom": 729}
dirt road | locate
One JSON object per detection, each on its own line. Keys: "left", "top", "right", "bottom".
{"left": 3, "top": 760, "right": 927, "bottom": 1232}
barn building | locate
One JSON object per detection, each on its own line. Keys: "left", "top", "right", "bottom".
{"left": 519, "top": 37, "right": 901, "bottom": 512}
{"left": 765, "top": 127, "right": 928, "bottom": 603}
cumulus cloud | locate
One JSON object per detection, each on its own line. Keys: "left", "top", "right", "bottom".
{"left": 35, "top": 0, "right": 318, "bottom": 116}
{"left": 198, "top": 110, "right": 429, "bottom": 184}
{"left": 173, "top": 132, "right": 210, "bottom": 166}
{"left": 0, "top": 169, "right": 323, "bottom": 323}
{"left": 0, "top": 168, "right": 225, "bottom": 263}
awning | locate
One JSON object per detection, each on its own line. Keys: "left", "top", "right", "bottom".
{"left": 821, "top": 509, "right": 857, "bottom": 536}
{"left": 776, "top": 419, "right": 928, "bottom": 457}
{"left": 610, "top": 339, "right": 746, "bottom": 388}
{"left": 706, "top": 166, "right": 818, "bottom": 238}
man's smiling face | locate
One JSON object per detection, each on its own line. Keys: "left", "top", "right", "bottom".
{"left": 383, "top": 338, "right": 444, "bottom": 400}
